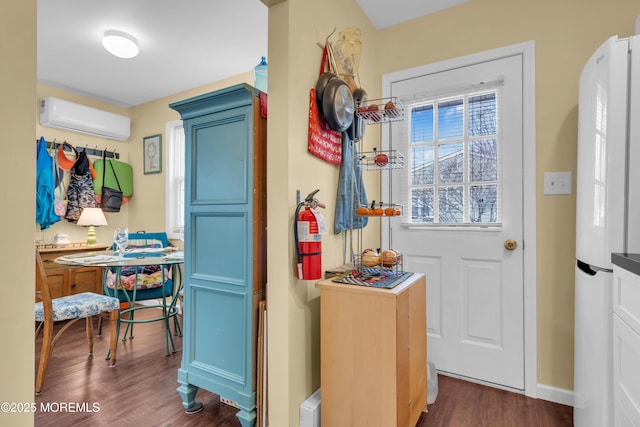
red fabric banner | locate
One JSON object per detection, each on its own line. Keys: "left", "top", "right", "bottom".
{"left": 308, "top": 88, "right": 342, "bottom": 165}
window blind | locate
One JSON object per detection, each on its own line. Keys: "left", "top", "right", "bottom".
{"left": 399, "top": 77, "right": 504, "bottom": 227}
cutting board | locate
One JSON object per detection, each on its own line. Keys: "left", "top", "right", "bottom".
{"left": 93, "top": 159, "right": 133, "bottom": 197}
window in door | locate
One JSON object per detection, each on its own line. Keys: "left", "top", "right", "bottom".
{"left": 407, "top": 86, "right": 502, "bottom": 226}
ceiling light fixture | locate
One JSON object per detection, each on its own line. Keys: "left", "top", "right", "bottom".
{"left": 102, "top": 30, "right": 139, "bottom": 59}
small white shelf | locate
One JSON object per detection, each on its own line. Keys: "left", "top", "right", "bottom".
{"left": 358, "top": 149, "right": 404, "bottom": 171}
{"left": 355, "top": 97, "right": 405, "bottom": 124}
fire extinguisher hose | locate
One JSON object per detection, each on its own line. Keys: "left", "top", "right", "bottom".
{"left": 294, "top": 201, "right": 304, "bottom": 278}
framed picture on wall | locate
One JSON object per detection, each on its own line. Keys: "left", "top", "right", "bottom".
{"left": 143, "top": 134, "right": 162, "bottom": 174}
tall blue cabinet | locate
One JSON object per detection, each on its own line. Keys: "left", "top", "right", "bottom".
{"left": 170, "top": 84, "right": 267, "bottom": 427}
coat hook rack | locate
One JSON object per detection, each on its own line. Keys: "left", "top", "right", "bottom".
{"left": 40, "top": 139, "right": 119, "bottom": 159}
{"left": 316, "top": 26, "right": 337, "bottom": 49}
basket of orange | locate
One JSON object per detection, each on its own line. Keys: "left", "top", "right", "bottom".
{"left": 357, "top": 201, "right": 402, "bottom": 217}
{"left": 379, "top": 249, "right": 402, "bottom": 268}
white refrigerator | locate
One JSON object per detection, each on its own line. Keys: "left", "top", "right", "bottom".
{"left": 574, "top": 34, "right": 640, "bottom": 427}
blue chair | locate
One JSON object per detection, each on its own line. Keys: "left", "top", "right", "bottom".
{"left": 104, "top": 231, "right": 182, "bottom": 355}
{"left": 35, "top": 250, "right": 120, "bottom": 394}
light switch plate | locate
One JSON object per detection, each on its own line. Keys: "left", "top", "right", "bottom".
{"left": 544, "top": 171, "right": 572, "bottom": 195}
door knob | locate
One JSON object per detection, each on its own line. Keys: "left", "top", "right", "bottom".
{"left": 504, "top": 239, "right": 517, "bottom": 251}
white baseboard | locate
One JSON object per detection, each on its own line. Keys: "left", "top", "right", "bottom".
{"left": 438, "top": 372, "right": 575, "bottom": 407}
{"left": 536, "top": 383, "right": 574, "bottom": 407}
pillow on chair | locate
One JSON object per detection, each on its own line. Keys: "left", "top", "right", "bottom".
{"left": 127, "top": 237, "right": 164, "bottom": 250}
{"left": 105, "top": 265, "right": 170, "bottom": 291}
{"left": 103, "top": 231, "right": 179, "bottom": 355}
{"left": 107, "top": 233, "right": 171, "bottom": 291}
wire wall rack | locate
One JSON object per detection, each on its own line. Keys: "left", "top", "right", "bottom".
{"left": 40, "top": 139, "right": 120, "bottom": 159}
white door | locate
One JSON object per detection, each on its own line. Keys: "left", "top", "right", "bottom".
{"left": 382, "top": 52, "right": 526, "bottom": 390}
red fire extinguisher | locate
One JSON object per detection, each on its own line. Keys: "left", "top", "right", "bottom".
{"left": 294, "top": 189, "right": 326, "bottom": 280}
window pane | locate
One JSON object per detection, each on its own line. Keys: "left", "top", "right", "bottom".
{"left": 470, "top": 185, "right": 498, "bottom": 222}
{"left": 470, "top": 139, "right": 497, "bottom": 182}
{"left": 438, "top": 143, "right": 463, "bottom": 183}
{"left": 405, "top": 88, "right": 501, "bottom": 226}
{"left": 438, "top": 186, "right": 463, "bottom": 222}
{"left": 166, "top": 122, "right": 186, "bottom": 239}
{"left": 411, "top": 188, "right": 434, "bottom": 223}
{"left": 437, "top": 98, "right": 463, "bottom": 140}
{"left": 411, "top": 104, "right": 434, "bottom": 143}
{"left": 412, "top": 145, "right": 434, "bottom": 185}
{"left": 469, "top": 93, "right": 496, "bottom": 136}
{"left": 178, "top": 176, "right": 185, "bottom": 230}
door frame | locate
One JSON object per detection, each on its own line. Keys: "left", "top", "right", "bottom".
{"left": 382, "top": 40, "right": 537, "bottom": 398}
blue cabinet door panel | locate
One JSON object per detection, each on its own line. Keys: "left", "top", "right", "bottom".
{"left": 192, "top": 111, "right": 249, "bottom": 204}
{"left": 191, "top": 286, "right": 248, "bottom": 384}
{"left": 192, "top": 213, "right": 247, "bottom": 285}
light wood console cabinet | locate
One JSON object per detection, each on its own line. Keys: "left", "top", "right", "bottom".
{"left": 316, "top": 273, "right": 427, "bottom": 427}
{"left": 37, "top": 244, "right": 108, "bottom": 299}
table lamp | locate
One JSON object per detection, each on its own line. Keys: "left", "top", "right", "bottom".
{"left": 77, "top": 208, "right": 108, "bottom": 246}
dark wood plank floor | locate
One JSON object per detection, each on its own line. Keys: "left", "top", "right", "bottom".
{"left": 417, "top": 375, "right": 573, "bottom": 427}
{"left": 35, "top": 310, "right": 240, "bottom": 427}
{"left": 35, "top": 310, "right": 573, "bottom": 426}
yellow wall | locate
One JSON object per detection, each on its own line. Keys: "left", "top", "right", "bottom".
{"left": 1, "top": 1, "right": 36, "bottom": 426}
{"left": 265, "top": 0, "right": 380, "bottom": 424}
{"left": 265, "top": 0, "right": 639, "bottom": 422}
{"left": 6, "top": 0, "right": 639, "bottom": 426}
{"left": 371, "top": 0, "right": 637, "bottom": 391}
{"left": 126, "top": 72, "right": 253, "bottom": 232}
{"left": 34, "top": 73, "right": 253, "bottom": 246}
{"left": 35, "top": 85, "right": 132, "bottom": 246}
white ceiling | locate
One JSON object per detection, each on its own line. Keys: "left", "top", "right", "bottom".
{"left": 356, "top": 0, "right": 470, "bottom": 29}
{"left": 37, "top": 0, "right": 467, "bottom": 108}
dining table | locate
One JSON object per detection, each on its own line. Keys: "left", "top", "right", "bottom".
{"left": 54, "top": 247, "right": 185, "bottom": 355}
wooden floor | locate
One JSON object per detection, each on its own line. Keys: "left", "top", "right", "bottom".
{"left": 35, "top": 310, "right": 573, "bottom": 426}
{"left": 417, "top": 376, "right": 573, "bottom": 427}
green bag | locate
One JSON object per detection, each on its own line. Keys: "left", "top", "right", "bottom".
{"left": 93, "top": 158, "right": 133, "bottom": 197}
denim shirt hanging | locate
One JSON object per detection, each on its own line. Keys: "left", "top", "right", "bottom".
{"left": 334, "top": 132, "right": 368, "bottom": 234}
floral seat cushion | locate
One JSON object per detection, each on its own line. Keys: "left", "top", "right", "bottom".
{"left": 105, "top": 265, "right": 171, "bottom": 291}
{"left": 35, "top": 292, "right": 120, "bottom": 322}
{"left": 106, "top": 236, "right": 171, "bottom": 291}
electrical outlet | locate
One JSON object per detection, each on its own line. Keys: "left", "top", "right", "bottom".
{"left": 544, "top": 171, "right": 572, "bottom": 195}
{"left": 220, "top": 396, "right": 239, "bottom": 409}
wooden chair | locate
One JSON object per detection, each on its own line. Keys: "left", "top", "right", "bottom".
{"left": 35, "top": 250, "right": 120, "bottom": 395}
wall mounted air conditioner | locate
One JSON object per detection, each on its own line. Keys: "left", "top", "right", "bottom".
{"left": 39, "top": 97, "right": 131, "bottom": 141}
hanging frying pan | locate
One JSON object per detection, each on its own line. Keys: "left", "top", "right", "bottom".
{"left": 315, "top": 72, "right": 336, "bottom": 115}
{"left": 322, "top": 77, "right": 355, "bottom": 133}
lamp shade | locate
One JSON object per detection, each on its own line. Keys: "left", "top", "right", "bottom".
{"left": 77, "top": 208, "right": 108, "bottom": 227}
